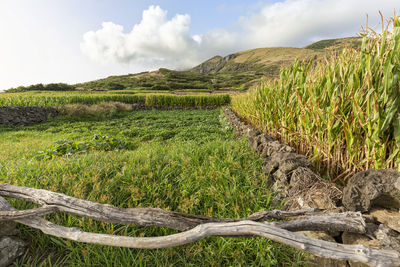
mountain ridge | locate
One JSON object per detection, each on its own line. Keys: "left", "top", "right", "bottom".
{"left": 190, "top": 37, "right": 362, "bottom": 75}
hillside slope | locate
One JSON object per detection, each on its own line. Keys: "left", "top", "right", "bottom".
{"left": 190, "top": 37, "right": 362, "bottom": 75}
{"left": 76, "top": 68, "right": 259, "bottom": 91}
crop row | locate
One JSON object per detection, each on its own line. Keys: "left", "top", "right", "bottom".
{"left": 232, "top": 17, "right": 400, "bottom": 182}
{"left": 0, "top": 93, "right": 231, "bottom": 108}
{"left": 145, "top": 94, "right": 231, "bottom": 107}
{"left": 0, "top": 95, "right": 146, "bottom": 107}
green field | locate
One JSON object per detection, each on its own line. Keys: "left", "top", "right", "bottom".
{"left": 0, "top": 109, "right": 305, "bottom": 266}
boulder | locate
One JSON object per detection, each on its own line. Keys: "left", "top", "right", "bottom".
{"left": 374, "top": 224, "right": 400, "bottom": 251}
{"left": 0, "top": 198, "right": 17, "bottom": 237}
{"left": 343, "top": 169, "right": 400, "bottom": 212}
{"left": 248, "top": 134, "right": 270, "bottom": 151}
{"left": 260, "top": 140, "right": 295, "bottom": 157}
{"left": 287, "top": 167, "right": 342, "bottom": 210}
{"left": 0, "top": 236, "right": 26, "bottom": 267}
{"left": 369, "top": 209, "right": 400, "bottom": 233}
{"left": 342, "top": 232, "right": 380, "bottom": 249}
{"left": 0, "top": 222, "right": 18, "bottom": 237}
{"left": 264, "top": 152, "right": 312, "bottom": 186}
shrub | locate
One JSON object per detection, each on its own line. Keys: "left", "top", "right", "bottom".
{"left": 107, "top": 83, "right": 125, "bottom": 90}
{"left": 151, "top": 84, "right": 171, "bottom": 91}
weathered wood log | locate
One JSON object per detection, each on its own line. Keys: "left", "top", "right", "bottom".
{"left": 0, "top": 184, "right": 365, "bottom": 234}
{"left": 0, "top": 206, "right": 366, "bottom": 234}
{"left": 0, "top": 196, "right": 399, "bottom": 267}
{"left": 0, "top": 205, "right": 59, "bottom": 220}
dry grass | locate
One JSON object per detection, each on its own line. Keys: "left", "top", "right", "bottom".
{"left": 58, "top": 102, "right": 132, "bottom": 116}
{"left": 234, "top": 47, "right": 322, "bottom": 64}
{"left": 130, "top": 70, "right": 165, "bottom": 79}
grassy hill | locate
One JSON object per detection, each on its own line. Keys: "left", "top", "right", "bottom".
{"left": 74, "top": 68, "right": 259, "bottom": 92}
{"left": 190, "top": 37, "right": 362, "bottom": 76}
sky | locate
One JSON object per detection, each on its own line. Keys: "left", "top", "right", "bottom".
{"left": 0, "top": 0, "right": 399, "bottom": 91}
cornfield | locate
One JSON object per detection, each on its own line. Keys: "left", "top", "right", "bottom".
{"left": 145, "top": 94, "right": 231, "bottom": 108}
{"left": 232, "top": 17, "right": 400, "bottom": 183}
{"left": 0, "top": 94, "right": 145, "bottom": 107}
{"left": 0, "top": 92, "right": 231, "bottom": 108}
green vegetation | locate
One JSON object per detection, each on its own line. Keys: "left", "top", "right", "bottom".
{"left": 0, "top": 109, "right": 306, "bottom": 266}
{"left": 0, "top": 92, "right": 145, "bottom": 107}
{"left": 75, "top": 67, "right": 257, "bottom": 92}
{"left": 145, "top": 94, "right": 231, "bottom": 108}
{"left": 0, "top": 91, "right": 231, "bottom": 108}
{"left": 304, "top": 37, "right": 362, "bottom": 50}
{"left": 6, "top": 83, "right": 76, "bottom": 93}
{"left": 36, "top": 134, "right": 135, "bottom": 160}
{"left": 232, "top": 18, "right": 400, "bottom": 183}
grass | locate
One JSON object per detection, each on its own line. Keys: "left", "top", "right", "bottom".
{"left": 0, "top": 109, "right": 306, "bottom": 266}
{"left": 232, "top": 17, "right": 400, "bottom": 183}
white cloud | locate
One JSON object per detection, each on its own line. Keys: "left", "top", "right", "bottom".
{"left": 239, "top": 0, "right": 399, "bottom": 47}
{"left": 82, "top": 6, "right": 200, "bottom": 69}
{"left": 81, "top": 2, "right": 400, "bottom": 70}
{"left": 81, "top": 5, "right": 239, "bottom": 69}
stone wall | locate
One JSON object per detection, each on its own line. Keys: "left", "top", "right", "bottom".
{"left": 224, "top": 108, "right": 342, "bottom": 211}
{"left": 0, "top": 107, "right": 59, "bottom": 126}
{"left": 224, "top": 108, "right": 400, "bottom": 267}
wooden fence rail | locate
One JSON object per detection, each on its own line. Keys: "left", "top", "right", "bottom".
{"left": 1, "top": 183, "right": 400, "bottom": 267}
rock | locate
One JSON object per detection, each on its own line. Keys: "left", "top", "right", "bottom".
{"left": 369, "top": 209, "right": 400, "bottom": 233}
{"left": 0, "top": 222, "right": 19, "bottom": 237}
{"left": 344, "top": 221, "right": 400, "bottom": 253}
{"left": 263, "top": 152, "right": 313, "bottom": 201}
{"left": 375, "top": 224, "right": 400, "bottom": 251}
{"left": 342, "top": 232, "right": 380, "bottom": 248}
{"left": 299, "top": 231, "right": 336, "bottom": 242}
{"left": 264, "top": 152, "right": 312, "bottom": 186}
{"left": 287, "top": 167, "right": 342, "bottom": 210}
{"left": 255, "top": 135, "right": 273, "bottom": 154}
{"left": 0, "top": 236, "right": 26, "bottom": 267}
{"left": 260, "top": 141, "right": 295, "bottom": 157}
{"left": 248, "top": 134, "right": 270, "bottom": 151}
{"left": 343, "top": 169, "right": 400, "bottom": 212}
{"left": 244, "top": 127, "right": 260, "bottom": 139}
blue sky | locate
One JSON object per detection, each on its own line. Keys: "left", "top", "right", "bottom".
{"left": 0, "top": 0, "right": 399, "bottom": 90}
